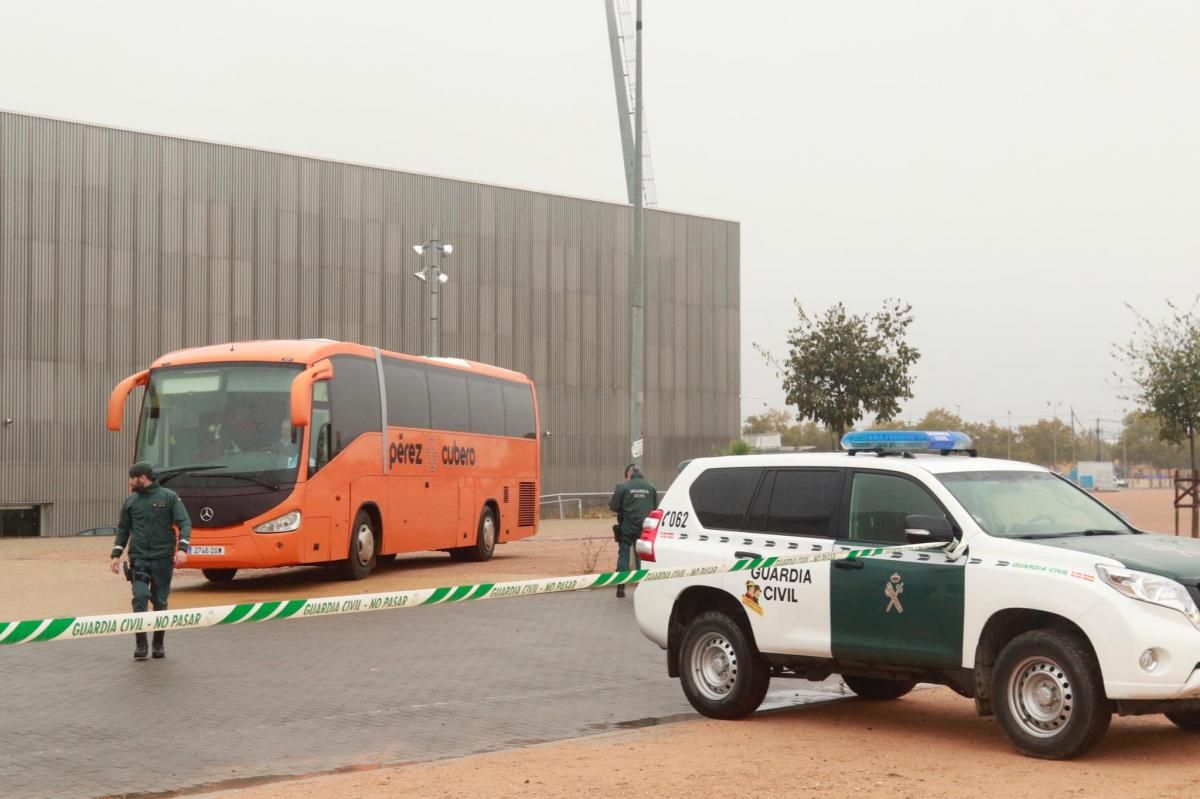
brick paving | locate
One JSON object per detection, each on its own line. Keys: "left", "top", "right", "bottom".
{"left": 0, "top": 589, "right": 844, "bottom": 799}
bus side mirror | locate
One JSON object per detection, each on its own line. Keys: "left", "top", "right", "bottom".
{"left": 107, "top": 370, "right": 149, "bottom": 432}
{"left": 290, "top": 360, "right": 334, "bottom": 428}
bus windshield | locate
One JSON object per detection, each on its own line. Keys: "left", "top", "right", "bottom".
{"left": 134, "top": 363, "right": 305, "bottom": 486}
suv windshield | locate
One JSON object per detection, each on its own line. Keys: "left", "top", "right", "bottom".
{"left": 937, "top": 470, "right": 1132, "bottom": 538}
{"left": 134, "top": 363, "right": 304, "bottom": 487}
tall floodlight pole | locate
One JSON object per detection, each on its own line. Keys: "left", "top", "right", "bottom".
{"left": 1007, "top": 410, "right": 1012, "bottom": 459}
{"left": 605, "top": 0, "right": 636, "bottom": 204}
{"left": 630, "top": 0, "right": 645, "bottom": 471}
{"left": 412, "top": 228, "right": 453, "bottom": 357}
{"left": 1047, "top": 400, "right": 1063, "bottom": 471}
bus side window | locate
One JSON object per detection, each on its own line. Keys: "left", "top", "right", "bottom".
{"left": 467, "top": 376, "right": 504, "bottom": 436}
{"left": 428, "top": 370, "right": 469, "bottom": 432}
{"left": 383, "top": 358, "right": 430, "bottom": 429}
{"left": 502, "top": 383, "right": 536, "bottom": 439}
{"left": 329, "top": 355, "right": 382, "bottom": 455}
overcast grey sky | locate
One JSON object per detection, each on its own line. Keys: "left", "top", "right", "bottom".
{"left": 2, "top": 1, "right": 1196, "bottom": 437}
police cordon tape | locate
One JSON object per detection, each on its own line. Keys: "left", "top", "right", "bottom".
{"left": 0, "top": 540, "right": 953, "bottom": 646}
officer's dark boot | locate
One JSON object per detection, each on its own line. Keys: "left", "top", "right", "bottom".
{"left": 151, "top": 631, "right": 165, "bottom": 659}
{"left": 133, "top": 633, "right": 148, "bottom": 660}
{"left": 616, "top": 584, "right": 626, "bottom": 598}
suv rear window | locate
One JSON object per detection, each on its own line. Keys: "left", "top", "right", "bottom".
{"left": 748, "top": 469, "right": 841, "bottom": 537}
{"left": 689, "top": 468, "right": 763, "bottom": 529}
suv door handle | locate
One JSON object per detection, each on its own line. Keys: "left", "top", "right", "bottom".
{"left": 734, "top": 551, "right": 761, "bottom": 560}
{"left": 833, "top": 559, "right": 864, "bottom": 570}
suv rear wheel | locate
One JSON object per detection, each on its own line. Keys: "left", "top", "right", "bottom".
{"left": 679, "top": 611, "right": 770, "bottom": 720}
{"left": 842, "top": 675, "right": 915, "bottom": 700}
{"left": 992, "top": 629, "right": 1112, "bottom": 759}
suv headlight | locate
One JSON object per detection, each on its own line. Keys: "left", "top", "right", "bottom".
{"left": 254, "top": 510, "right": 301, "bottom": 534}
{"left": 1097, "top": 564, "right": 1200, "bottom": 631}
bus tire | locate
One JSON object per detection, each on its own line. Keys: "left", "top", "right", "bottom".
{"left": 202, "top": 568, "right": 238, "bottom": 583}
{"left": 452, "top": 506, "right": 497, "bottom": 562}
{"left": 341, "top": 509, "right": 378, "bottom": 580}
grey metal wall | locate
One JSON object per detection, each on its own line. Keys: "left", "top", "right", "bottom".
{"left": 0, "top": 110, "right": 740, "bottom": 536}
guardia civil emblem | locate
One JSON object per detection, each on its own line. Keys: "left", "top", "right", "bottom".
{"left": 885, "top": 573, "right": 904, "bottom": 614}
{"left": 741, "top": 580, "right": 764, "bottom": 616}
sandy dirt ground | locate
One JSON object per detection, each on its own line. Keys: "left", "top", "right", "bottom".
{"left": 4, "top": 488, "right": 1197, "bottom": 798}
{"left": 196, "top": 688, "right": 1200, "bottom": 799}
{"left": 0, "top": 518, "right": 613, "bottom": 619}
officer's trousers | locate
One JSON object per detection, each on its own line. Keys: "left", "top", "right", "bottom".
{"left": 130, "top": 557, "right": 174, "bottom": 613}
{"left": 615, "top": 536, "right": 641, "bottom": 574}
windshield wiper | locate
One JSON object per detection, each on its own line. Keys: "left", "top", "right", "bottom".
{"left": 202, "top": 472, "right": 280, "bottom": 491}
{"left": 1012, "top": 529, "right": 1127, "bottom": 540}
{"left": 157, "top": 465, "right": 225, "bottom": 484}
{"left": 158, "top": 467, "right": 279, "bottom": 491}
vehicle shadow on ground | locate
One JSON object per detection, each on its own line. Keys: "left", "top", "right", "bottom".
{"left": 763, "top": 689, "right": 1200, "bottom": 763}
{"left": 174, "top": 551, "right": 466, "bottom": 595}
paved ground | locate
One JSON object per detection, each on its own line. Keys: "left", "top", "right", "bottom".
{"left": 0, "top": 588, "right": 844, "bottom": 799}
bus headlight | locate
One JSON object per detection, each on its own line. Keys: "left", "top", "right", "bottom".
{"left": 254, "top": 510, "right": 302, "bottom": 534}
{"left": 1097, "top": 565, "right": 1200, "bottom": 631}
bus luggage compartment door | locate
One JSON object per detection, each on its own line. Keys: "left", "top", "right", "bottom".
{"left": 389, "top": 477, "right": 459, "bottom": 552}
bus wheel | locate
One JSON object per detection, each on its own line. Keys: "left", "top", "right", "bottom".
{"left": 341, "top": 509, "right": 378, "bottom": 580}
{"left": 452, "top": 507, "right": 497, "bottom": 562}
{"left": 202, "top": 568, "right": 238, "bottom": 583}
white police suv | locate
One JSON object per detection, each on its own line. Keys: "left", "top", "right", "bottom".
{"left": 633, "top": 431, "right": 1200, "bottom": 759}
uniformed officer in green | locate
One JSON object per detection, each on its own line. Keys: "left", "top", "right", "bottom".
{"left": 608, "top": 463, "right": 657, "bottom": 598}
{"left": 109, "top": 461, "right": 192, "bottom": 659}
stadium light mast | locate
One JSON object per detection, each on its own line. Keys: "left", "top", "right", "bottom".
{"left": 606, "top": 0, "right": 656, "bottom": 472}
{"left": 412, "top": 228, "right": 453, "bottom": 357}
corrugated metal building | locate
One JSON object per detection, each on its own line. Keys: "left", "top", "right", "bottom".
{"left": 0, "top": 110, "right": 739, "bottom": 536}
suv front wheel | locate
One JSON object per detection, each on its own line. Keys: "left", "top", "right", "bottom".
{"left": 679, "top": 611, "right": 770, "bottom": 720}
{"left": 992, "top": 629, "right": 1112, "bottom": 759}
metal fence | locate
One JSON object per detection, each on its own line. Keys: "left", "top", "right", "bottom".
{"left": 539, "top": 492, "right": 614, "bottom": 520}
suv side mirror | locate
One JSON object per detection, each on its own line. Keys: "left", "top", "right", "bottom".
{"left": 905, "top": 514, "right": 955, "bottom": 543}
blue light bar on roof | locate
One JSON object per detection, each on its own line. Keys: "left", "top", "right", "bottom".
{"left": 841, "top": 430, "right": 974, "bottom": 453}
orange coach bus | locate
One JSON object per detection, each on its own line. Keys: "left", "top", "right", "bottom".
{"left": 107, "top": 340, "right": 541, "bottom": 582}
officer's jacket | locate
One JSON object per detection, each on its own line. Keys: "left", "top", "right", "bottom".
{"left": 111, "top": 482, "right": 192, "bottom": 561}
{"left": 609, "top": 472, "right": 658, "bottom": 540}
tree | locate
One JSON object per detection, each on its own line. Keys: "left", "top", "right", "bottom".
{"left": 742, "top": 408, "right": 793, "bottom": 435}
{"left": 1119, "top": 410, "right": 1189, "bottom": 471}
{"left": 715, "top": 438, "right": 753, "bottom": 456}
{"left": 1116, "top": 299, "right": 1200, "bottom": 537}
{"left": 784, "top": 420, "right": 835, "bottom": 450}
{"left": 757, "top": 300, "right": 920, "bottom": 448}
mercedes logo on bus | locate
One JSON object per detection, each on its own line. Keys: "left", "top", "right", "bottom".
{"left": 200, "top": 507, "right": 215, "bottom": 522}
